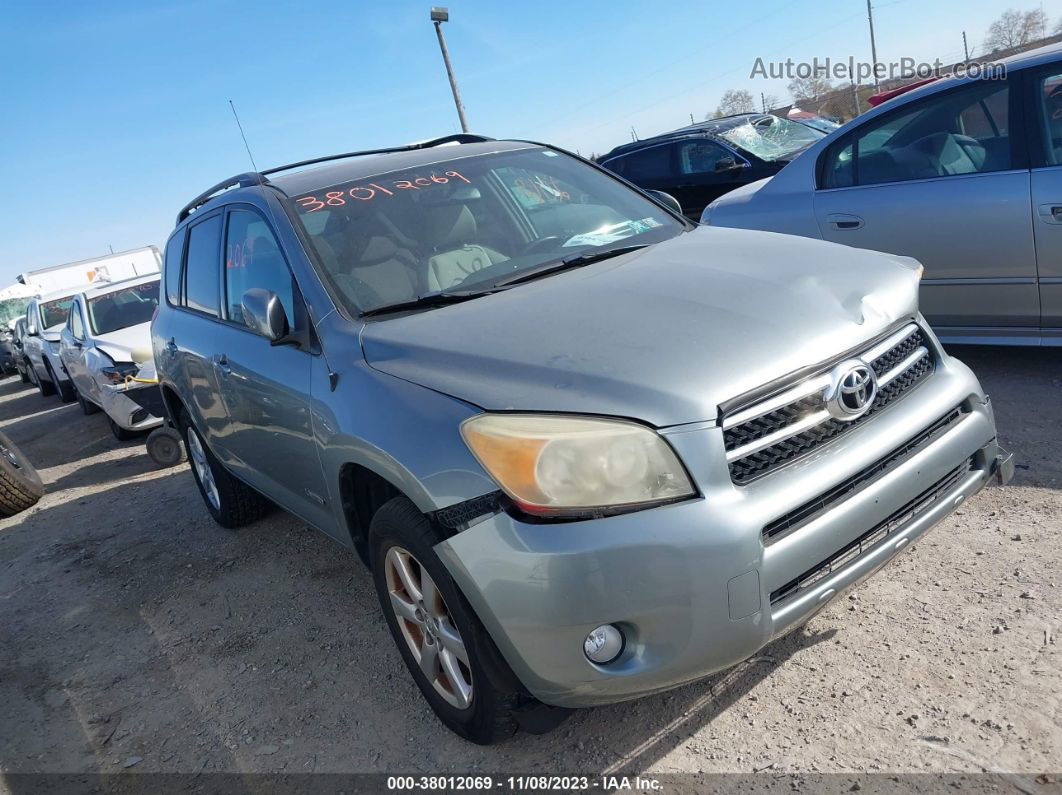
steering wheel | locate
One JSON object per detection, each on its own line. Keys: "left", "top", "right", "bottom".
{"left": 520, "top": 236, "right": 562, "bottom": 256}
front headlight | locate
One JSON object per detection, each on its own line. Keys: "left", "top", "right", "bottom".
{"left": 460, "top": 414, "right": 695, "bottom": 516}
{"left": 101, "top": 362, "right": 138, "bottom": 385}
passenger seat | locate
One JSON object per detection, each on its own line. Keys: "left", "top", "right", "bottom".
{"left": 333, "top": 236, "right": 419, "bottom": 309}
{"left": 424, "top": 205, "right": 508, "bottom": 291}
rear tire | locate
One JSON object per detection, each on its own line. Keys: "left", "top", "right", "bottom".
{"left": 0, "top": 431, "right": 44, "bottom": 517}
{"left": 180, "top": 412, "right": 270, "bottom": 528}
{"left": 370, "top": 496, "right": 523, "bottom": 745}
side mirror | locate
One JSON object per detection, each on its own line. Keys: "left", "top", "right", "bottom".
{"left": 241, "top": 288, "right": 289, "bottom": 343}
{"left": 715, "top": 156, "right": 748, "bottom": 172}
{"left": 646, "top": 190, "right": 683, "bottom": 216}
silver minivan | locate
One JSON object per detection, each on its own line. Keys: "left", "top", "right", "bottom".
{"left": 153, "top": 134, "right": 1011, "bottom": 744}
{"left": 702, "top": 44, "right": 1062, "bottom": 346}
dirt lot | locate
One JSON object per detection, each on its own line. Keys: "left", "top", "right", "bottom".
{"left": 0, "top": 346, "right": 1059, "bottom": 781}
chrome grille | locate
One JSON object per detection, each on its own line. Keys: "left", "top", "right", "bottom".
{"left": 769, "top": 456, "right": 974, "bottom": 604}
{"left": 723, "top": 324, "right": 933, "bottom": 485}
{"left": 762, "top": 406, "right": 968, "bottom": 543}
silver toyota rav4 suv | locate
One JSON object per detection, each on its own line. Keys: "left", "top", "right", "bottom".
{"left": 153, "top": 134, "right": 1012, "bottom": 744}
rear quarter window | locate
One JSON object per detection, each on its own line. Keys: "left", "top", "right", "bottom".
{"left": 164, "top": 229, "right": 186, "bottom": 306}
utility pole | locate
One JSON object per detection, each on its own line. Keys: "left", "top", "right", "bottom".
{"left": 690, "top": 113, "right": 695, "bottom": 125}
{"left": 630, "top": 126, "right": 638, "bottom": 141}
{"left": 430, "top": 7, "right": 469, "bottom": 133}
{"left": 866, "top": 0, "right": 880, "bottom": 88}
{"left": 851, "top": 81, "right": 861, "bottom": 117}
{"left": 962, "top": 30, "right": 970, "bottom": 62}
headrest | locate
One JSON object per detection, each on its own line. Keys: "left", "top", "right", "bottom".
{"left": 249, "top": 235, "right": 280, "bottom": 262}
{"left": 425, "top": 205, "right": 476, "bottom": 250}
{"left": 353, "top": 235, "right": 399, "bottom": 267}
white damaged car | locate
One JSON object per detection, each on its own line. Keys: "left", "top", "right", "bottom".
{"left": 59, "top": 275, "right": 164, "bottom": 440}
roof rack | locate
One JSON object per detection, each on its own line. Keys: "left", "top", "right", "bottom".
{"left": 176, "top": 133, "right": 495, "bottom": 224}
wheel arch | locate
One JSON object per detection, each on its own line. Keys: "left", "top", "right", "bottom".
{"left": 337, "top": 462, "right": 405, "bottom": 567}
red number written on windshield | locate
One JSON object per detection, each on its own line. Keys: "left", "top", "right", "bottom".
{"left": 295, "top": 171, "right": 471, "bottom": 213}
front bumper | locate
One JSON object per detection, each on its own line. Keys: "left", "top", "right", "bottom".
{"left": 99, "top": 383, "right": 164, "bottom": 431}
{"left": 436, "top": 353, "right": 1004, "bottom": 708}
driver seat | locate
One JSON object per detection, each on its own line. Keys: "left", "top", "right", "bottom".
{"left": 424, "top": 205, "right": 508, "bottom": 291}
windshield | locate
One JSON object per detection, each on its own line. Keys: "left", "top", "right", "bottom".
{"left": 87, "top": 281, "right": 160, "bottom": 335}
{"left": 721, "top": 115, "right": 825, "bottom": 161}
{"left": 0, "top": 298, "right": 29, "bottom": 327}
{"left": 40, "top": 297, "right": 74, "bottom": 329}
{"left": 287, "top": 147, "right": 685, "bottom": 314}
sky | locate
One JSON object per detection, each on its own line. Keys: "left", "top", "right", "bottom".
{"left": 2, "top": 0, "right": 1059, "bottom": 283}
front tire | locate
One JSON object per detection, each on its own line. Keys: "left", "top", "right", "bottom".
{"left": 370, "top": 496, "right": 522, "bottom": 745}
{"left": 76, "top": 388, "right": 100, "bottom": 415}
{"left": 181, "top": 413, "right": 270, "bottom": 528}
{"left": 109, "top": 418, "right": 138, "bottom": 441}
{"left": 46, "top": 362, "right": 75, "bottom": 403}
{"left": 32, "top": 363, "right": 55, "bottom": 397}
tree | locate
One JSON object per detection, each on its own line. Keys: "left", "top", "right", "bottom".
{"left": 760, "top": 93, "right": 780, "bottom": 113}
{"left": 710, "top": 89, "right": 755, "bottom": 119}
{"left": 984, "top": 7, "right": 1047, "bottom": 53}
{"left": 788, "top": 76, "right": 835, "bottom": 104}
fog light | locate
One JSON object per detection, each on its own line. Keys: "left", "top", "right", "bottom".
{"left": 583, "top": 624, "right": 624, "bottom": 664}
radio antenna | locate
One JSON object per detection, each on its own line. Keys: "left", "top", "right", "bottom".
{"left": 229, "top": 99, "right": 260, "bottom": 173}
{"left": 226, "top": 99, "right": 340, "bottom": 391}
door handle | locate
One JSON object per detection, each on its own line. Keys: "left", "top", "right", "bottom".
{"left": 1037, "top": 203, "right": 1062, "bottom": 224}
{"left": 826, "top": 212, "right": 865, "bottom": 230}
{"left": 213, "top": 354, "right": 231, "bottom": 377}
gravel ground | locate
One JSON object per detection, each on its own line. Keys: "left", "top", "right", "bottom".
{"left": 0, "top": 345, "right": 1059, "bottom": 780}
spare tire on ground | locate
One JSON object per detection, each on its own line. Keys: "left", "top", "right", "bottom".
{"left": 0, "top": 431, "right": 44, "bottom": 518}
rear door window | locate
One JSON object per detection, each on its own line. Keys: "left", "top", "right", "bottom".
{"left": 609, "top": 145, "right": 675, "bottom": 182}
{"left": 184, "top": 214, "right": 222, "bottom": 316}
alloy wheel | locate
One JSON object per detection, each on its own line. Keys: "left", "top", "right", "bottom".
{"left": 384, "top": 546, "right": 473, "bottom": 709}
{"left": 186, "top": 429, "right": 220, "bottom": 511}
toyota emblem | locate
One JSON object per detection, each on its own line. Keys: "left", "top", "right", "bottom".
{"left": 825, "top": 360, "right": 878, "bottom": 420}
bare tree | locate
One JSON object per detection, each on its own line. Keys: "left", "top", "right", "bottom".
{"left": 788, "top": 76, "right": 835, "bottom": 104}
{"left": 984, "top": 7, "right": 1047, "bottom": 53}
{"left": 761, "top": 93, "right": 780, "bottom": 112}
{"left": 710, "top": 89, "right": 755, "bottom": 119}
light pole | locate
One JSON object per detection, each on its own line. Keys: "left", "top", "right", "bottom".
{"left": 866, "top": 0, "right": 880, "bottom": 89}
{"left": 431, "top": 7, "right": 469, "bottom": 133}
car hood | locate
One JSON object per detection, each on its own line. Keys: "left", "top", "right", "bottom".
{"left": 361, "top": 227, "right": 921, "bottom": 427}
{"left": 94, "top": 322, "right": 153, "bottom": 365}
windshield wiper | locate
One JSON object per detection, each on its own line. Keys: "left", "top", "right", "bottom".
{"left": 492, "top": 244, "right": 648, "bottom": 289}
{"left": 360, "top": 289, "right": 496, "bottom": 318}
